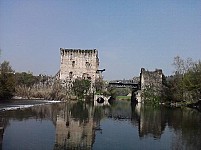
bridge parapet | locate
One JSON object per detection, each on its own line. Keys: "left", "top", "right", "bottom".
{"left": 108, "top": 82, "right": 140, "bottom": 89}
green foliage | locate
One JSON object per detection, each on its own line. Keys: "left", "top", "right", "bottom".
{"left": 142, "top": 85, "right": 161, "bottom": 105}
{"left": 15, "top": 72, "right": 38, "bottom": 87}
{"left": 106, "top": 87, "right": 117, "bottom": 98}
{"left": 115, "top": 87, "right": 131, "bottom": 96}
{"left": 116, "top": 95, "right": 131, "bottom": 100}
{"left": 72, "top": 79, "right": 91, "bottom": 99}
{"left": 171, "top": 56, "right": 201, "bottom": 102}
{"left": 107, "top": 87, "right": 131, "bottom": 98}
{"left": 0, "top": 61, "right": 15, "bottom": 100}
{"left": 161, "top": 74, "right": 173, "bottom": 102}
{"left": 94, "top": 78, "right": 104, "bottom": 93}
{"left": 183, "top": 61, "right": 201, "bottom": 101}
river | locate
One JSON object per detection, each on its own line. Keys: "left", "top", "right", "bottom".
{"left": 0, "top": 99, "right": 201, "bottom": 150}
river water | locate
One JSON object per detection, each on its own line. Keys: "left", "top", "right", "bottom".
{"left": 0, "top": 100, "right": 201, "bottom": 150}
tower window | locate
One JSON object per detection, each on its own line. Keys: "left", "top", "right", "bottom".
{"left": 72, "top": 61, "right": 75, "bottom": 67}
{"left": 70, "top": 53, "right": 73, "bottom": 60}
{"left": 69, "top": 72, "right": 73, "bottom": 78}
{"left": 86, "top": 62, "right": 90, "bottom": 68}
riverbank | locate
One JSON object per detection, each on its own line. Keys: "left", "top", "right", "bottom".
{"left": 187, "top": 100, "right": 201, "bottom": 112}
{"left": 160, "top": 100, "right": 201, "bottom": 112}
{"left": 116, "top": 96, "right": 131, "bottom": 101}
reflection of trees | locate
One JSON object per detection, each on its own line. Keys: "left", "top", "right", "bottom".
{"left": 1, "top": 101, "right": 201, "bottom": 150}
{"left": 134, "top": 103, "right": 201, "bottom": 149}
{"left": 104, "top": 101, "right": 132, "bottom": 119}
{"left": 0, "top": 104, "right": 60, "bottom": 122}
{"left": 177, "top": 109, "right": 201, "bottom": 149}
{"left": 159, "top": 107, "right": 201, "bottom": 149}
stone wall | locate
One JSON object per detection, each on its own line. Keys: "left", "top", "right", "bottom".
{"left": 140, "top": 68, "right": 163, "bottom": 91}
{"left": 59, "top": 48, "right": 100, "bottom": 85}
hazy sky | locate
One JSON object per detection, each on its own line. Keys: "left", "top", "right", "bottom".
{"left": 0, "top": 0, "right": 201, "bottom": 80}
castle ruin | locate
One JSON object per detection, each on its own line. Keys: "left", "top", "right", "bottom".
{"left": 138, "top": 68, "right": 163, "bottom": 102}
{"left": 59, "top": 48, "right": 102, "bottom": 86}
{"left": 140, "top": 68, "right": 163, "bottom": 91}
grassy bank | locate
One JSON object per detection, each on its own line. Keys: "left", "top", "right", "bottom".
{"left": 116, "top": 96, "right": 131, "bottom": 100}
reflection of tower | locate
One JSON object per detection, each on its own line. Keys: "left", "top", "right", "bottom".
{"left": 138, "top": 105, "right": 164, "bottom": 139}
{"left": 130, "top": 103, "right": 141, "bottom": 128}
{"left": 54, "top": 103, "right": 97, "bottom": 150}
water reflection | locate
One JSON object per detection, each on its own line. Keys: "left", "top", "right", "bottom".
{"left": 54, "top": 102, "right": 97, "bottom": 150}
{"left": 0, "top": 104, "right": 59, "bottom": 150}
{"left": 131, "top": 103, "right": 201, "bottom": 149}
{"left": 135, "top": 104, "right": 166, "bottom": 139}
{"left": 0, "top": 100, "right": 201, "bottom": 150}
{"left": 0, "top": 117, "right": 5, "bottom": 149}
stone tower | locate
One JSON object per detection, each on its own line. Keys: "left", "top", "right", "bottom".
{"left": 59, "top": 48, "right": 100, "bottom": 84}
{"left": 140, "top": 68, "right": 163, "bottom": 91}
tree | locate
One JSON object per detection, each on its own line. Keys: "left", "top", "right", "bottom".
{"left": 172, "top": 56, "right": 192, "bottom": 101}
{"left": 114, "top": 87, "right": 131, "bottom": 96}
{"left": 0, "top": 61, "right": 15, "bottom": 100}
{"left": 72, "top": 79, "right": 91, "bottom": 99}
{"left": 106, "top": 86, "right": 117, "bottom": 98}
{"left": 141, "top": 84, "right": 161, "bottom": 105}
{"left": 173, "top": 56, "right": 194, "bottom": 75}
{"left": 14, "top": 72, "right": 38, "bottom": 99}
{"left": 172, "top": 56, "right": 201, "bottom": 102}
{"left": 183, "top": 61, "right": 201, "bottom": 101}
{"left": 94, "top": 78, "right": 104, "bottom": 93}
{"left": 49, "top": 80, "right": 63, "bottom": 100}
{"left": 15, "top": 72, "right": 37, "bottom": 87}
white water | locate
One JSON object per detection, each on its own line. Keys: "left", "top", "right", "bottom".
{"left": 0, "top": 100, "right": 61, "bottom": 111}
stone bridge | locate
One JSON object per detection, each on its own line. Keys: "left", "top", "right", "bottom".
{"left": 94, "top": 95, "right": 111, "bottom": 106}
{"left": 108, "top": 82, "right": 139, "bottom": 89}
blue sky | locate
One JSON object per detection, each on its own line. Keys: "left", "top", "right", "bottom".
{"left": 0, "top": 0, "right": 201, "bottom": 80}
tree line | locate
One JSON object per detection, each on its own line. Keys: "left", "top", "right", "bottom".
{"left": 166, "top": 56, "right": 201, "bottom": 103}
{"left": 0, "top": 56, "right": 200, "bottom": 103}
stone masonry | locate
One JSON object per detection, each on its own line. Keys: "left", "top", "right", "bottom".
{"left": 138, "top": 68, "right": 163, "bottom": 102}
{"left": 140, "top": 68, "right": 163, "bottom": 91}
{"left": 59, "top": 48, "right": 100, "bottom": 85}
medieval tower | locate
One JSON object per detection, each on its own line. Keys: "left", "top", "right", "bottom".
{"left": 59, "top": 48, "right": 101, "bottom": 85}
